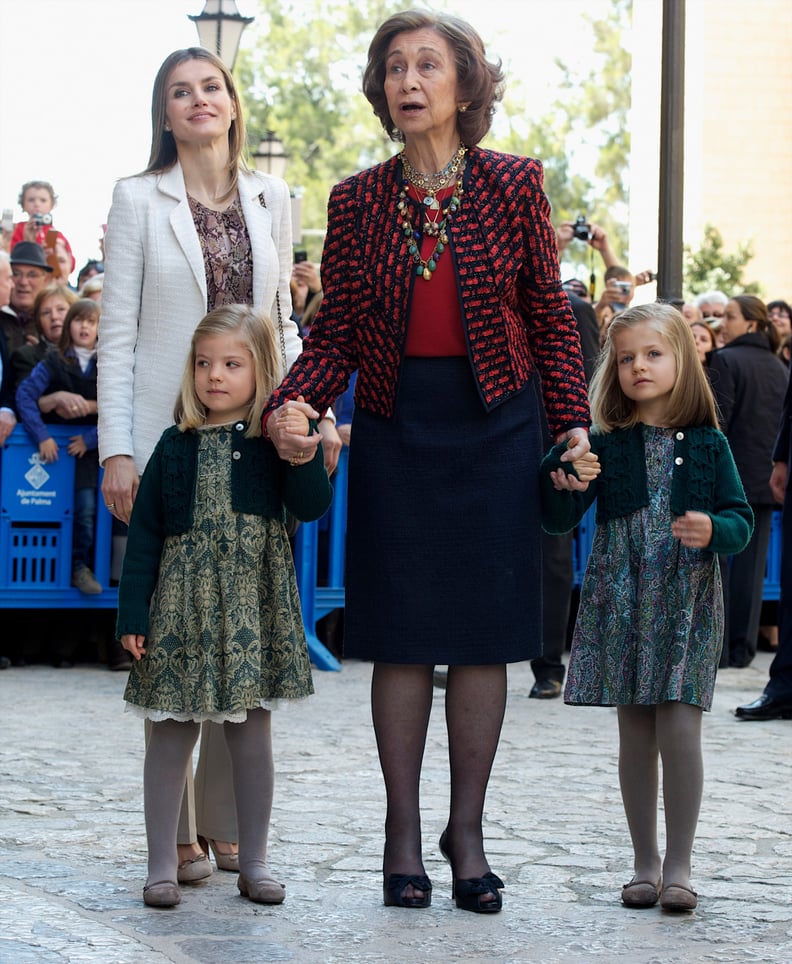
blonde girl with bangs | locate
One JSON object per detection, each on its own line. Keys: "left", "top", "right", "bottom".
{"left": 115, "top": 305, "right": 332, "bottom": 908}
{"left": 542, "top": 303, "right": 753, "bottom": 913}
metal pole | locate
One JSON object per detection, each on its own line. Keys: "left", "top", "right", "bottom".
{"left": 657, "top": 0, "right": 685, "bottom": 302}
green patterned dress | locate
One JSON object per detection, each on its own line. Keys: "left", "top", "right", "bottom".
{"left": 124, "top": 425, "right": 314, "bottom": 721}
{"left": 564, "top": 425, "right": 723, "bottom": 710}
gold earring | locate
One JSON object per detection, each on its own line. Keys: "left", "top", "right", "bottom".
{"left": 459, "top": 104, "right": 468, "bottom": 112}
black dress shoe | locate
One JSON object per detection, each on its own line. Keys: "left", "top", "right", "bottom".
{"left": 529, "top": 678, "right": 563, "bottom": 700}
{"left": 735, "top": 693, "right": 792, "bottom": 721}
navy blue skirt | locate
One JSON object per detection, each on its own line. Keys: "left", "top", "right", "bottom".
{"left": 343, "top": 357, "right": 544, "bottom": 665}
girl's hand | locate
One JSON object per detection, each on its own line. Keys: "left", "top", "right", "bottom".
{"left": 101, "top": 454, "right": 140, "bottom": 524}
{"left": 67, "top": 435, "right": 87, "bottom": 458}
{"left": 557, "top": 427, "right": 590, "bottom": 462}
{"left": 38, "top": 437, "right": 58, "bottom": 463}
{"left": 671, "top": 510, "right": 713, "bottom": 548}
{"left": 121, "top": 634, "right": 147, "bottom": 660}
{"left": 267, "top": 395, "right": 322, "bottom": 465}
{"left": 549, "top": 467, "right": 592, "bottom": 492}
{"left": 570, "top": 451, "right": 601, "bottom": 482}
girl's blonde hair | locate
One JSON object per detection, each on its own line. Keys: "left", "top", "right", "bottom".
{"left": 590, "top": 302, "right": 719, "bottom": 431}
{"left": 174, "top": 304, "right": 280, "bottom": 438}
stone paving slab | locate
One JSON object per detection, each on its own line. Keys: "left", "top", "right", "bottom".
{"left": 0, "top": 653, "right": 790, "bottom": 963}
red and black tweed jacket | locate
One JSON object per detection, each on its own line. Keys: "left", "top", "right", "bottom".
{"left": 267, "top": 147, "right": 590, "bottom": 438}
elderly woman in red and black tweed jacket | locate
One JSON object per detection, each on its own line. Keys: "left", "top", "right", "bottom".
{"left": 265, "top": 10, "right": 589, "bottom": 914}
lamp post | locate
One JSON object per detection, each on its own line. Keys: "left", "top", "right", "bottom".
{"left": 656, "top": 0, "right": 685, "bottom": 302}
{"left": 252, "top": 133, "right": 303, "bottom": 244}
{"left": 188, "top": 0, "right": 253, "bottom": 70}
{"left": 252, "top": 132, "right": 290, "bottom": 180}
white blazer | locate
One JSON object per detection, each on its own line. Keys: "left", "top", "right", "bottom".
{"left": 97, "top": 163, "right": 302, "bottom": 471}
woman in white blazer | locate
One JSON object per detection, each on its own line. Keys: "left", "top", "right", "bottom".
{"left": 98, "top": 47, "right": 338, "bottom": 888}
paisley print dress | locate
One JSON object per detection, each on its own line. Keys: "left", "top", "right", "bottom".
{"left": 564, "top": 426, "right": 722, "bottom": 710}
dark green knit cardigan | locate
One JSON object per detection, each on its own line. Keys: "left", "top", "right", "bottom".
{"left": 116, "top": 421, "right": 332, "bottom": 638}
{"left": 540, "top": 423, "right": 754, "bottom": 556}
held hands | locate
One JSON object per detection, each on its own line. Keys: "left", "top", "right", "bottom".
{"left": 551, "top": 428, "right": 595, "bottom": 491}
{"left": 268, "top": 395, "right": 322, "bottom": 465}
{"left": 121, "top": 634, "right": 147, "bottom": 660}
{"left": 671, "top": 511, "right": 713, "bottom": 549}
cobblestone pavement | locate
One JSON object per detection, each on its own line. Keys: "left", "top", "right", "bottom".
{"left": 0, "top": 652, "right": 790, "bottom": 963}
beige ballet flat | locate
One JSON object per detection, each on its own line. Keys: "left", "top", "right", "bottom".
{"left": 143, "top": 880, "right": 181, "bottom": 907}
{"left": 177, "top": 851, "right": 212, "bottom": 883}
{"left": 237, "top": 872, "right": 286, "bottom": 904}
{"left": 199, "top": 835, "right": 239, "bottom": 872}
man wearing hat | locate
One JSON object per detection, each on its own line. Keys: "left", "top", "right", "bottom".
{"left": 4, "top": 241, "right": 53, "bottom": 352}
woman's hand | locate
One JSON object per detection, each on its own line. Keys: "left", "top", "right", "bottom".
{"left": 671, "top": 510, "right": 713, "bottom": 549}
{"left": 101, "top": 454, "right": 140, "bottom": 524}
{"left": 557, "top": 427, "right": 590, "bottom": 462}
{"left": 318, "top": 418, "right": 342, "bottom": 475}
{"left": 267, "top": 396, "right": 323, "bottom": 465}
{"left": 121, "top": 634, "right": 147, "bottom": 660}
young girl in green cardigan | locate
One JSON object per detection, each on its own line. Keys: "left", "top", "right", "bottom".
{"left": 117, "top": 304, "right": 332, "bottom": 908}
{"left": 542, "top": 303, "right": 753, "bottom": 914}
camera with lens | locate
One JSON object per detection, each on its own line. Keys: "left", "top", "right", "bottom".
{"left": 33, "top": 213, "right": 53, "bottom": 227}
{"left": 614, "top": 281, "right": 632, "bottom": 295}
{"left": 572, "top": 215, "right": 590, "bottom": 242}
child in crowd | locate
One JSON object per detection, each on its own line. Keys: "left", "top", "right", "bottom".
{"left": 15, "top": 299, "right": 102, "bottom": 594}
{"left": 11, "top": 283, "right": 78, "bottom": 388}
{"left": 116, "top": 305, "right": 332, "bottom": 909}
{"left": 8, "top": 181, "right": 75, "bottom": 279}
{"left": 541, "top": 304, "right": 753, "bottom": 913}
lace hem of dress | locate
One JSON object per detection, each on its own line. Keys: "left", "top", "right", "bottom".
{"left": 124, "top": 699, "right": 303, "bottom": 723}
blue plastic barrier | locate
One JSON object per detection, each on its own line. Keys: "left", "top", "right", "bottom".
{"left": 0, "top": 427, "right": 784, "bottom": 668}
{"left": 0, "top": 425, "right": 116, "bottom": 608}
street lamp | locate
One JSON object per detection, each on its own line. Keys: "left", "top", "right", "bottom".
{"left": 188, "top": 0, "right": 253, "bottom": 70}
{"left": 252, "top": 132, "right": 290, "bottom": 180}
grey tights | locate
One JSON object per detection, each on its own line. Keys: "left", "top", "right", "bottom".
{"left": 144, "top": 709, "right": 274, "bottom": 886}
{"left": 617, "top": 702, "right": 703, "bottom": 889}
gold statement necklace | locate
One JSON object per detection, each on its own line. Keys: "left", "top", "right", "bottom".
{"left": 398, "top": 144, "right": 466, "bottom": 281}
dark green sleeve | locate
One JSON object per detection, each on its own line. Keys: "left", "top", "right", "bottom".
{"left": 115, "top": 439, "right": 167, "bottom": 640}
{"left": 281, "top": 421, "right": 334, "bottom": 522}
{"left": 540, "top": 441, "right": 597, "bottom": 535}
{"left": 706, "top": 437, "right": 754, "bottom": 556}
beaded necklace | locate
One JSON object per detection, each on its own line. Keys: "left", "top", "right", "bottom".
{"left": 397, "top": 148, "right": 466, "bottom": 282}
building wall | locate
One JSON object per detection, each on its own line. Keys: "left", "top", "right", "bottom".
{"left": 630, "top": 0, "right": 792, "bottom": 302}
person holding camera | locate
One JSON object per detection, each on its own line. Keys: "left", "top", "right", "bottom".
{"left": 7, "top": 180, "right": 75, "bottom": 273}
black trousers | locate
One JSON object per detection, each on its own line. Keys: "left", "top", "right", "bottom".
{"left": 767, "top": 500, "right": 792, "bottom": 700}
{"left": 531, "top": 530, "right": 573, "bottom": 684}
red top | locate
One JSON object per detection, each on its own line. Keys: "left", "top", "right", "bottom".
{"left": 404, "top": 185, "right": 466, "bottom": 357}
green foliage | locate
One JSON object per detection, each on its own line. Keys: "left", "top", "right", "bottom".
{"left": 236, "top": 0, "right": 403, "bottom": 260}
{"left": 683, "top": 225, "right": 762, "bottom": 298}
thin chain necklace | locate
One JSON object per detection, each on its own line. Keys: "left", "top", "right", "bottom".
{"left": 397, "top": 166, "right": 465, "bottom": 282}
